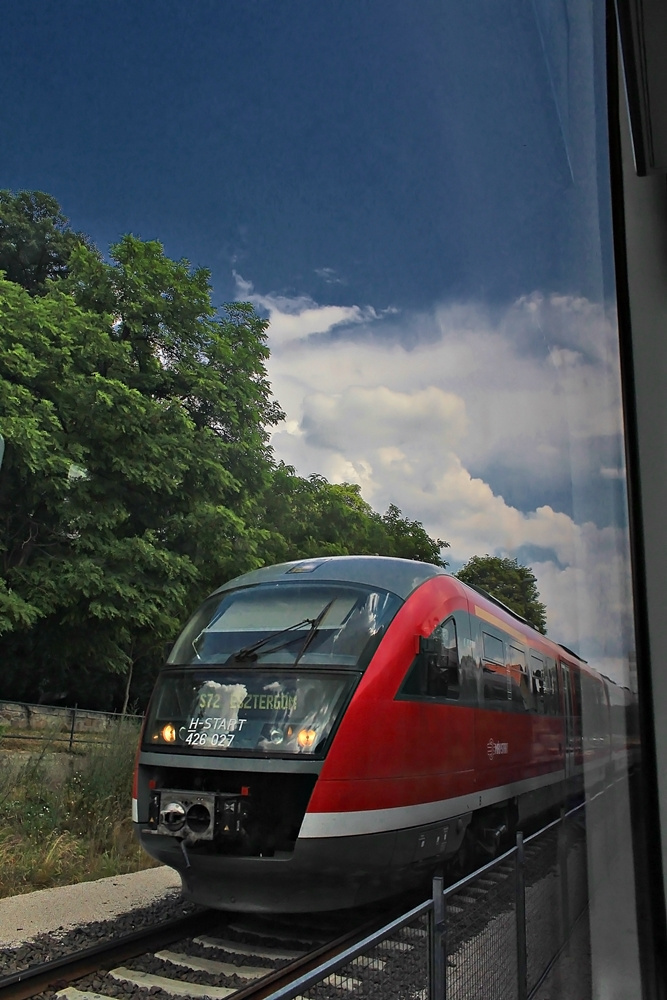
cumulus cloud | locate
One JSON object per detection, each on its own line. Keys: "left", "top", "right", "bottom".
{"left": 247, "top": 282, "right": 634, "bottom": 684}
{"left": 302, "top": 385, "right": 467, "bottom": 452}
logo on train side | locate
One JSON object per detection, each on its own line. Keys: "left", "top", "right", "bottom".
{"left": 487, "top": 738, "right": 509, "bottom": 760}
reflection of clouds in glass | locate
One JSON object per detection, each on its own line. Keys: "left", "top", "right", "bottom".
{"left": 242, "top": 281, "right": 632, "bottom": 681}
{"left": 254, "top": 677, "right": 346, "bottom": 754}
{"left": 197, "top": 682, "right": 247, "bottom": 722}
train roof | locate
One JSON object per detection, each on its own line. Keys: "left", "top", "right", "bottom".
{"left": 212, "top": 555, "right": 449, "bottom": 601}
{"left": 209, "top": 555, "right": 599, "bottom": 673}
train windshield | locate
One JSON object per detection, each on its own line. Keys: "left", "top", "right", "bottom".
{"left": 143, "top": 668, "right": 355, "bottom": 756}
{"left": 167, "top": 581, "right": 402, "bottom": 669}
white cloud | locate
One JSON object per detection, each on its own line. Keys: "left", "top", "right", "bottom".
{"left": 314, "top": 267, "right": 345, "bottom": 285}
{"left": 302, "top": 384, "right": 467, "bottom": 451}
{"left": 247, "top": 282, "right": 634, "bottom": 684}
{"left": 233, "top": 272, "right": 380, "bottom": 347}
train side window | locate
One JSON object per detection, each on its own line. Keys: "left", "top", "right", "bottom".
{"left": 530, "top": 653, "right": 546, "bottom": 714}
{"left": 399, "top": 616, "right": 460, "bottom": 700}
{"left": 543, "top": 656, "right": 559, "bottom": 716}
{"left": 482, "top": 631, "right": 509, "bottom": 705}
{"left": 509, "top": 645, "right": 531, "bottom": 711}
{"left": 482, "top": 631, "right": 504, "bottom": 663}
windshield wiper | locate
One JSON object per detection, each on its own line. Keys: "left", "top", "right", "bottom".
{"left": 294, "top": 599, "right": 335, "bottom": 665}
{"left": 231, "top": 599, "right": 335, "bottom": 663}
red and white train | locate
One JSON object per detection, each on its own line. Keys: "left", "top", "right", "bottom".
{"left": 133, "top": 555, "right": 633, "bottom": 911}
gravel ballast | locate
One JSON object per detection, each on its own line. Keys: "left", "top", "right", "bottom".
{"left": 0, "top": 866, "right": 202, "bottom": 976}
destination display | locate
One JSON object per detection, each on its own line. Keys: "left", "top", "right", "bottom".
{"left": 144, "top": 669, "right": 355, "bottom": 755}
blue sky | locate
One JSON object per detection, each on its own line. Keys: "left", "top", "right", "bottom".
{"left": 2, "top": 1, "right": 613, "bottom": 309}
{"left": 2, "top": 2, "right": 634, "bottom": 677}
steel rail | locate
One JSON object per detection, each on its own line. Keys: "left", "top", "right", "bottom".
{"left": 0, "top": 908, "right": 212, "bottom": 1000}
{"left": 0, "top": 892, "right": 423, "bottom": 1000}
{"left": 252, "top": 899, "right": 432, "bottom": 1000}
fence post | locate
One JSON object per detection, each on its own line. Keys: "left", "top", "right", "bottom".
{"left": 68, "top": 704, "right": 77, "bottom": 751}
{"left": 515, "top": 832, "right": 527, "bottom": 1000}
{"left": 430, "top": 873, "right": 447, "bottom": 999}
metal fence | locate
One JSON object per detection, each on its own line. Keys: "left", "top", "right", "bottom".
{"left": 0, "top": 699, "right": 142, "bottom": 750}
{"left": 263, "top": 901, "right": 432, "bottom": 1000}
{"left": 432, "top": 803, "right": 588, "bottom": 1000}
{"left": 262, "top": 787, "right": 613, "bottom": 1000}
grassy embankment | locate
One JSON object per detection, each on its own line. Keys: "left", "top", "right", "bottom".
{"left": 0, "top": 719, "right": 158, "bottom": 898}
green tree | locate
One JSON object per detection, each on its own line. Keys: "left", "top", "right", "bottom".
{"left": 259, "top": 465, "right": 447, "bottom": 566}
{"left": 0, "top": 234, "right": 281, "bottom": 709}
{"left": 0, "top": 192, "right": 447, "bottom": 710}
{"left": 0, "top": 190, "right": 93, "bottom": 295}
{"left": 379, "top": 503, "right": 448, "bottom": 564}
{"left": 456, "top": 554, "right": 547, "bottom": 633}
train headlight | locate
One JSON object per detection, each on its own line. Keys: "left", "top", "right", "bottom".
{"left": 297, "top": 728, "right": 317, "bottom": 748}
{"left": 269, "top": 728, "right": 284, "bottom": 744}
{"left": 161, "top": 724, "right": 177, "bottom": 743}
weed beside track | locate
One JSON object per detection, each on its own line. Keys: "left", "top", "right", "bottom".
{"left": 0, "top": 719, "right": 157, "bottom": 898}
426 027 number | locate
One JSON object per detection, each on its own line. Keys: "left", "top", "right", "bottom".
{"left": 183, "top": 731, "right": 235, "bottom": 747}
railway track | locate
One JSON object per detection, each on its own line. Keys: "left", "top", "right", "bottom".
{"left": 0, "top": 897, "right": 426, "bottom": 1000}
{"left": 0, "top": 820, "right": 587, "bottom": 1000}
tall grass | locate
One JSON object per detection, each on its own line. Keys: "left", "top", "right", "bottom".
{"left": 0, "top": 719, "right": 158, "bottom": 898}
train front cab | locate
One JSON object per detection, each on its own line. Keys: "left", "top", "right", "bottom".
{"left": 133, "top": 561, "right": 606, "bottom": 911}
{"left": 132, "top": 558, "right": 464, "bottom": 911}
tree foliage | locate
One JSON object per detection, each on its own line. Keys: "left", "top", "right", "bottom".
{"left": 0, "top": 229, "right": 280, "bottom": 707}
{"left": 456, "top": 554, "right": 547, "bottom": 634}
{"left": 0, "top": 191, "right": 447, "bottom": 710}
{"left": 260, "top": 465, "right": 448, "bottom": 566}
{"left": 0, "top": 190, "right": 93, "bottom": 295}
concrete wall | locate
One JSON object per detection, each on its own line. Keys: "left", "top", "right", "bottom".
{"left": 0, "top": 700, "right": 141, "bottom": 734}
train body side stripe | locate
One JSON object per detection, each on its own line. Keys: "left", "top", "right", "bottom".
{"left": 299, "top": 769, "right": 566, "bottom": 838}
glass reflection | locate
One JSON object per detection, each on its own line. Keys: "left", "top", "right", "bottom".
{"left": 1, "top": 0, "right": 651, "bottom": 993}
{"left": 145, "top": 668, "right": 354, "bottom": 756}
